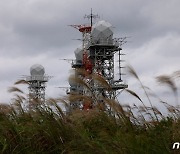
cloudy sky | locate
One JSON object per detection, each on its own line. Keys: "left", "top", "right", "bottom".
{"left": 0, "top": 0, "right": 179, "bottom": 109}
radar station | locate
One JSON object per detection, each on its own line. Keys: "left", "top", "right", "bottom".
{"left": 68, "top": 10, "right": 128, "bottom": 112}
{"left": 26, "top": 64, "right": 50, "bottom": 102}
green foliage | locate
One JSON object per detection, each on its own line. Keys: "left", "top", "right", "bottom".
{"left": 0, "top": 68, "right": 179, "bottom": 153}
{"left": 0, "top": 102, "right": 179, "bottom": 153}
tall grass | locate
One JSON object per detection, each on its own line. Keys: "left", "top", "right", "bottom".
{"left": 0, "top": 67, "right": 179, "bottom": 153}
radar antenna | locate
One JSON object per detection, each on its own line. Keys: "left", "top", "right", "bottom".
{"left": 25, "top": 64, "right": 50, "bottom": 103}
{"left": 84, "top": 8, "right": 99, "bottom": 26}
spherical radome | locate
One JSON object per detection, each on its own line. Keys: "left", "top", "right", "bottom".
{"left": 30, "top": 64, "right": 45, "bottom": 76}
{"left": 74, "top": 47, "right": 83, "bottom": 61}
{"left": 91, "top": 20, "right": 113, "bottom": 44}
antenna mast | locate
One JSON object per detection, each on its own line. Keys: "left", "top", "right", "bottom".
{"left": 84, "top": 8, "right": 99, "bottom": 26}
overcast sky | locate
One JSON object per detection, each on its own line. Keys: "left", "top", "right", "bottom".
{"left": 0, "top": 0, "right": 179, "bottom": 109}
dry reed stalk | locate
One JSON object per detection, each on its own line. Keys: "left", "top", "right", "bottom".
{"left": 67, "top": 94, "right": 93, "bottom": 103}
{"left": 125, "top": 89, "right": 143, "bottom": 103}
{"left": 0, "top": 103, "right": 12, "bottom": 115}
{"left": 151, "top": 107, "right": 164, "bottom": 119}
{"left": 127, "top": 65, "right": 159, "bottom": 121}
{"left": 74, "top": 68, "right": 88, "bottom": 76}
{"left": 27, "top": 98, "right": 42, "bottom": 110}
{"left": 68, "top": 75, "right": 91, "bottom": 91}
{"left": 11, "top": 99, "right": 25, "bottom": 114}
{"left": 90, "top": 73, "right": 111, "bottom": 90}
{"left": 103, "top": 98, "right": 125, "bottom": 117}
{"left": 56, "top": 97, "right": 69, "bottom": 108}
{"left": 139, "top": 106, "right": 146, "bottom": 113}
{"left": 68, "top": 74, "right": 98, "bottom": 102}
{"left": 172, "top": 70, "right": 180, "bottom": 79}
{"left": 156, "top": 75, "right": 178, "bottom": 106}
{"left": 14, "top": 79, "right": 29, "bottom": 85}
{"left": 156, "top": 75, "right": 177, "bottom": 95}
{"left": 47, "top": 98, "right": 65, "bottom": 118}
{"left": 14, "top": 94, "right": 26, "bottom": 102}
{"left": 8, "top": 86, "right": 24, "bottom": 94}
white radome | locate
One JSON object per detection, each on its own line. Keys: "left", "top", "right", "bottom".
{"left": 74, "top": 47, "right": 83, "bottom": 62}
{"left": 91, "top": 20, "right": 113, "bottom": 44}
{"left": 30, "top": 64, "right": 45, "bottom": 76}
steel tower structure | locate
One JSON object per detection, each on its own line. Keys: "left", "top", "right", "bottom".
{"left": 26, "top": 64, "right": 50, "bottom": 102}
{"left": 68, "top": 11, "right": 128, "bottom": 111}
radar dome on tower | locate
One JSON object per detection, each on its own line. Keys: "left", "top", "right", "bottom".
{"left": 26, "top": 64, "right": 50, "bottom": 102}
{"left": 91, "top": 20, "right": 113, "bottom": 45}
{"left": 30, "top": 64, "right": 45, "bottom": 76}
{"left": 74, "top": 47, "right": 83, "bottom": 62}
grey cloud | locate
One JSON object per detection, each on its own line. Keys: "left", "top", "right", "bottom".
{"left": 0, "top": 0, "right": 180, "bottom": 104}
